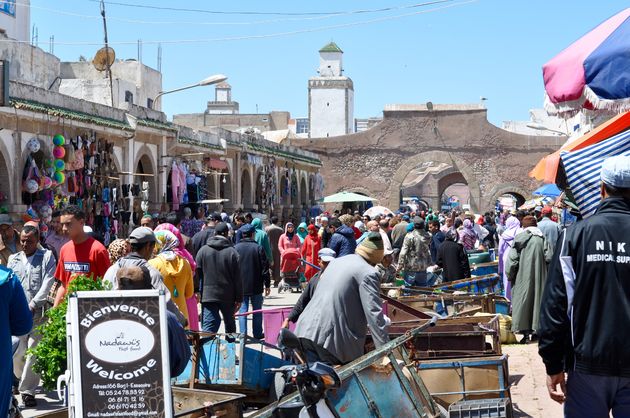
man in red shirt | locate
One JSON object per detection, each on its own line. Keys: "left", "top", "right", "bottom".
{"left": 53, "top": 205, "right": 110, "bottom": 306}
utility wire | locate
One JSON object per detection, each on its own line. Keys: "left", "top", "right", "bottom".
{"left": 85, "top": 0, "right": 453, "bottom": 16}
{"left": 26, "top": 0, "right": 454, "bottom": 26}
{"left": 6, "top": 0, "right": 476, "bottom": 46}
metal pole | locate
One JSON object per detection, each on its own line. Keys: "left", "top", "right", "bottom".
{"left": 100, "top": 0, "right": 115, "bottom": 108}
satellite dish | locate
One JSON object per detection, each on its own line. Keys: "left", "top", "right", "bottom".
{"left": 92, "top": 47, "right": 116, "bottom": 72}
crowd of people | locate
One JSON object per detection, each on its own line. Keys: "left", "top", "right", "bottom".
{"left": 0, "top": 191, "right": 566, "bottom": 414}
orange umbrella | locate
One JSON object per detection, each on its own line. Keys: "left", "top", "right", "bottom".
{"left": 529, "top": 111, "right": 630, "bottom": 183}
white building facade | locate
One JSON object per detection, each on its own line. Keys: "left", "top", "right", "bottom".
{"left": 0, "top": 0, "right": 29, "bottom": 43}
{"left": 308, "top": 42, "right": 354, "bottom": 138}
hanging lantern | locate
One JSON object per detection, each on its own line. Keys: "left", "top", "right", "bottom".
{"left": 53, "top": 146, "right": 65, "bottom": 159}
{"left": 53, "top": 134, "right": 65, "bottom": 146}
{"left": 26, "top": 138, "right": 41, "bottom": 154}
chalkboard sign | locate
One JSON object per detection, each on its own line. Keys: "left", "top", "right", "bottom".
{"left": 68, "top": 290, "right": 172, "bottom": 418}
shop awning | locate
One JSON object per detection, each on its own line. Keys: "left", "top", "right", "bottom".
{"left": 529, "top": 110, "right": 630, "bottom": 183}
{"left": 207, "top": 159, "right": 228, "bottom": 170}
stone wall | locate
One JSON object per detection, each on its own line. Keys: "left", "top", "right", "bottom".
{"left": 291, "top": 106, "right": 563, "bottom": 213}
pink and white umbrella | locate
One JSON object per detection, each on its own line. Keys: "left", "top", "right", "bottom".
{"left": 544, "top": 8, "right": 630, "bottom": 116}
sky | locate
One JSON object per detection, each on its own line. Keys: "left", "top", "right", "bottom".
{"left": 28, "top": 0, "right": 630, "bottom": 126}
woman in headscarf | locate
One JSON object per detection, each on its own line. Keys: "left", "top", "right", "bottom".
{"left": 151, "top": 226, "right": 195, "bottom": 328}
{"left": 301, "top": 224, "right": 321, "bottom": 281}
{"left": 278, "top": 222, "right": 301, "bottom": 254}
{"left": 108, "top": 238, "right": 130, "bottom": 264}
{"left": 437, "top": 229, "right": 471, "bottom": 282}
{"left": 498, "top": 216, "right": 522, "bottom": 300}
{"left": 459, "top": 219, "right": 478, "bottom": 251}
{"left": 296, "top": 222, "right": 308, "bottom": 244}
{"left": 505, "top": 216, "right": 552, "bottom": 343}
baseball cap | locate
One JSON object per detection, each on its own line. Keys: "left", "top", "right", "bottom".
{"left": 318, "top": 248, "right": 336, "bottom": 262}
{"left": 0, "top": 214, "right": 12, "bottom": 226}
{"left": 207, "top": 212, "right": 222, "bottom": 222}
{"left": 541, "top": 206, "right": 553, "bottom": 215}
{"left": 128, "top": 227, "right": 156, "bottom": 244}
{"left": 215, "top": 222, "right": 229, "bottom": 235}
{"left": 240, "top": 223, "right": 255, "bottom": 235}
{"left": 601, "top": 155, "right": 630, "bottom": 188}
{"left": 534, "top": 206, "right": 543, "bottom": 212}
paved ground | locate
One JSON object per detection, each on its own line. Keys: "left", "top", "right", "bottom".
{"left": 503, "top": 343, "right": 563, "bottom": 418}
{"left": 19, "top": 289, "right": 563, "bottom": 417}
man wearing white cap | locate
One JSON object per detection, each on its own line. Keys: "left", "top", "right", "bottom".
{"left": 539, "top": 155, "right": 630, "bottom": 416}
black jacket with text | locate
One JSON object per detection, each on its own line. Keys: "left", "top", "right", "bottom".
{"left": 539, "top": 197, "right": 630, "bottom": 377}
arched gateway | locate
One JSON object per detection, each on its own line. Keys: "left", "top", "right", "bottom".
{"left": 291, "top": 104, "right": 563, "bottom": 213}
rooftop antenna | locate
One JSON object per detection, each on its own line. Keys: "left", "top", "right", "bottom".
{"left": 99, "top": 0, "right": 115, "bottom": 107}
{"left": 49, "top": 35, "right": 54, "bottom": 54}
{"left": 137, "top": 39, "right": 142, "bottom": 63}
{"left": 31, "top": 25, "right": 38, "bottom": 47}
{"left": 157, "top": 43, "right": 162, "bottom": 72}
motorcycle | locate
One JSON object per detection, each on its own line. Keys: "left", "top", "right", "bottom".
{"left": 266, "top": 329, "right": 341, "bottom": 418}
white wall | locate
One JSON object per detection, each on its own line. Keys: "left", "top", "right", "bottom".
{"left": 0, "top": 41, "right": 60, "bottom": 89}
{"left": 0, "top": 0, "right": 29, "bottom": 43}
{"left": 319, "top": 52, "right": 342, "bottom": 77}
{"left": 216, "top": 88, "right": 229, "bottom": 102}
{"left": 310, "top": 88, "right": 348, "bottom": 138}
{"left": 59, "top": 61, "right": 162, "bottom": 110}
{"left": 347, "top": 88, "right": 354, "bottom": 134}
{"left": 59, "top": 77, "right": 137, "bottom": 108}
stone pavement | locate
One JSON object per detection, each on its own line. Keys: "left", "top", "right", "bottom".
{"left": 504, "top": 342, "right": 563, "bottom": 418}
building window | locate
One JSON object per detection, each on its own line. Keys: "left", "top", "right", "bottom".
{"left": 124, "top": 91, "right": 133, "bottom": 104}
{"left": 296, "top": 119, "right": 309, "bottom": 134}
{"left": 147, "top": 98, "right": 154, "bottom": 109}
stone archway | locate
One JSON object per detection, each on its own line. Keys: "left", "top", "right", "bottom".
{"left": 487, "top": 183, "right": 530, "bottom": 210}
{"left": 300, "top": 175, "right": 308, "bottom": 207}
{"left": 219, "top": 168, "right": 232, "bottom": 204}
{"left": 0, "top": 145, "right": 10, "bottom": 209}
{"left": 389, "top": 150, "right": 482, "bottom": 212}
{"left": 290, "top": 173, "right": 299, "bottom": 206}
{"left": 135, "top": 153, "right": 157, "bottom": 203}
{"left": 241, "top": 168, "right": 253, "bottom": 209}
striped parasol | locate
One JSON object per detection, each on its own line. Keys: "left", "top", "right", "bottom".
{"left": 560, "top": 128, "right": 630, "bottom": 217}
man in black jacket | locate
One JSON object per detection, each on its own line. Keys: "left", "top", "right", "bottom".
{"left": 428, "top": 220, "right": 446, "bottom": 264}
{"left": 191, "top": 212, "right": 221, "bottom": 258}
{"left": 235, "top": 224, "right": 270, "bottom": 339}
{"left": 539, "top": 155, "right": 630, "bottom": 416}
{"left": 195, "top": 222, "right": 241, "bottom": 334}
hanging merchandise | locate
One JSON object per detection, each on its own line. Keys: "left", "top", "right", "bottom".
{"left": 26, "top": 138, "right": 41, "bottom": 154}
{"left": 24, "top": 179, "right": 39, "bottom": 194}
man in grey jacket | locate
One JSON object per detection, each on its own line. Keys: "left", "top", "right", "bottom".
{"left": 102, "top": 227, "right": 186, "bottom": 326}
{"left": 7, "top": 223, "right": 55, "bottom": 407}
{"left": 295, "top": 232, "right": 390, "bottom": 364}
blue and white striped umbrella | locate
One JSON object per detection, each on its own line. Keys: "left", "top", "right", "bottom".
{"left": 561, "top": 128, "right": 630, "bottom": 218}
